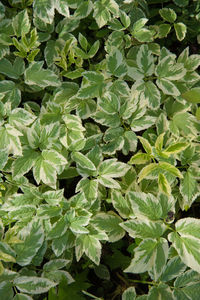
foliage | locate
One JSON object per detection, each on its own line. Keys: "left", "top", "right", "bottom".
{"left": 0, "top": 0, "right": 200, "bottom": 299}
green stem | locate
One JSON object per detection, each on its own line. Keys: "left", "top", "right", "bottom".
{"left": 128, "top": 279, "right": 158, "bottom": 286}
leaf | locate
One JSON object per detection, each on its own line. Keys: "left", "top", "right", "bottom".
{"left": 33, "top": 156, "right": 57, "bottom": 188}
{"left": 12, "top": 9, "right": 30, "bottom": 37}
{"left": 76, "top": 178, "right": 98, "bottom": 200}
{"left": 15, "top": 220, "right": 44, "bottom": 266}
{"left": 158, "top": 162, "right": 183, "bottom": 178}
{"left": 127, "top": 192, "right": 163, "bottom": 220}
{"left": 0, "top": 282, "right": 14, "bottom": 300}
{"left": 93, "top": 212, "right": 125, "bottom": 242}
{"left": 122, "top": 287, "right": 136, "bottom": 300}
{"left": 136, "top": 44, "right": 154, "bottom": 76}
{"left": 77, "top": 71, "right": 105, "bottom": 99}
{"left": 0, "top": 149, "right": 8, "bottom": 170}
{"left": 14, "top": 276, "right": 57, "bottom": 294}
{"left": 72, "top": 152, "right": 96, "bottom": 171}
{"left": 111, "top": 190, "right": 132, "bottom": 218}
{"left": 0, "top": 124, "right": 23, "bottom": 156}
{"left": 125, "top": 238, "right": 168, "bottom": 281}
{"left": 174, "top": 22, "right": 187, "bottom": 41}
{"left": 24, "top": 62, "right": 60, "bottom": 88}
{"left": 131, "top": 116, "right": 156, "bottom": 132}
{"left": 47, "top": 216, "right": 68, "bottom": 240}
{"left": 42, "top": 150, "right": 67, "bottom": 166}
{"left": 107, "top": 48, "right": 127, "bottom": 77}
{"left": 14, "top": 294, "right": 33, "bottom": 300}
{"left": 160, "top": 256, "right": 186, "bottom": 282}
{"left": 181, "top": 88, "right": 200, "bottom": 103}
{"left": 168, "top": 218, "right": 200, "bottom": 273}
{"left": 9, "top": 108, "right": 36, "bottom": 127}
{"left": 33, "top": 0, "right": 55, "bottom": 24}
{"left": 12, "top": 148, "right": 39, "bottom": 179}
{"left": 0, "top": 58, "right": 25, "bottom": 79}
{"left": 180, "top": 169, "right": 199, "bottom": 210}
{"left": 97, "top": 175, "right": 121, "bottom": 189}
{"left": 158, "top": 173, "right": 171, "bottom": 196}
{"left": 138, "top": 163, "right": 158, "bottom": 182}
{"left": 129, "top": 153, "right": 151, "bottom": 165}
{"left": 148, "top": 283, "right": 174, "bottom": 300}
{"left": 120, "top": 219, "right": 166, "bottom": 239}
{"left": 159, "top": 8, "right": 177, "bottom": 23}
{"left": 52, "top": 231, "right": 74, "bottom": 257}
{"left": 75, "top": 234, "right": 101, "bottom": 265}
{"left": 138, "top": 136, "right": 152, "bottom": 154}
{"left": 156, "top": 78, "right": 180, "bottom": 96}
{"left": 98, "top": 158, "right": 130, "bottom": 177}
{"left": 55, "top": 0, "right": 69, "bottom": 17}
{"left": 143, "top": 81, "right": 161, "bottom": 109}
{"left": 164, "top": 143, "right": 188, "bottom": 155}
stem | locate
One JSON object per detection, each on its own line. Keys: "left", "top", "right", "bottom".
{"left": 128, "top": 279, "right": 158, "bottom": 286}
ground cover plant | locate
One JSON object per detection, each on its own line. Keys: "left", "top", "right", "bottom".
{"left": 0, "top": 0, "right": 200, "bottom": 299}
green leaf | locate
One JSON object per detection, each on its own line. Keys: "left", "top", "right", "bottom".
{"left": 160, "top": 256, "right": 186, "bottom": 282}
{"left": 144, "top": 81, "right": 161, "bottom": 109}
{"left": 164, "top": 142, "right": 188, "bottom": 155}
{"left": 127, "top": 192, "right": 163, "bottom": 220}
{"left": 0, "top": 124, "right": 23, "bottom": 156}
{"left": 174, "top": 23, "right": 187, "bottom": 41}
{"left": 173, "top": 0, "right": 189, "bottom": 6}
{"left": 93, "top": 0, "right": 119, "bottom": 28}
{"left": 0, "top": 282, "right": 14, "bottom": 300}
{"left": 14, "top": 276, "right": 57, "bottom": 294}
{"left": 77, "top": 71, "right": 105, "bottom": 99}
{"left": 33, "top": 156, "right": 57, "bottom": 188}
{"left": 78, "top": 33, "right": 88, "bottom": 51}
{"left": 131, "top": 116, "right": 156, "bottom": 132}
{"left": 138, "top": 136, "right": 152, "bottom": 154}
{"left": 181, "top": 88, "right": 200, "bottom": 104}
{"left": 168, "top": 218, "right": 200, "bottom": 273}
{"left": 92, "top": 212, "right": 124, "bottom": 243}
{"left": 158, "top": 173, "right": 171, "bottom": 196}
{"left": 129, "top": 153, "right": 151, "bottom": 165}
{"left": 75, "top": 234, "right": 101, "bottom": 265}
{"left": 157, "top": 24, "right": 171, "bottom": 38}
{"left": 158, "top": 162, "right": 183, "bottom": 179}
{"left": 12, "top": 148, "right": 39, "bottom": 179}
{"left": 0, "top": 58, "right": 25, "bottom": 79}
{"left": 136, "top": 44, "right": 154, "bottom": 76}
{"left": 179, "top": 169, "right": 199, "bottom": 210}
{"left": 0, "top": 149, "right": 8, "bottom": 170}
{"left": 42, "top": 150, "right": 67, "bottom": 166}
{"left": 72, "top": 151, "right": 96, "bottom": 171}
{"left": 9, "top": 108, "right": 36, "bottom": 127}
{"left": 148, "top": 283, "right": 174, "bottom": 300}
{"left": 24, "top": 62, "right": 60, "bottom": 88}
{"left": 14, "top": 294, "right": 33, "bottom": 300}
{"left": 12, "top": 9, "right": 30, "bottom": 37}
{"left": 138, "top": 163, "right": 158, "bottom": 182}
{"left": 15, "top": 220, "right": 44, "bottom": 266}
{"left": 76, "top": 178, "right": 98, "bottom": 200}
{"left": 111, "top": 190, "right": 132, "bottom": 218}
{"left": 159, "top": 8, "right": 177, "bottom": 23}
{"left": 55, "top": 0, "right": 69, "bottom": 17}
{"left": 156, "top": 78, "right": 180, "bottom": 96}
{"left": 33, "top": 0, "right": 55, "bottom": 24}
{"left": 120, "top": 219, "right": 166, "bottom": 239}
{"left": 107, "top": 48, "right": 127, "bottom": 77}
{"left": 122, "top": 287, "right": 136, "bottom": 300}
{"left": 99, "top": 158, "right": 130, "bottom": 178}
{"left": 125, "top": 238, "right": 168, "bottom": 281}
{"left": 132, "top": 18, "right": 148, "bottom": 32}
